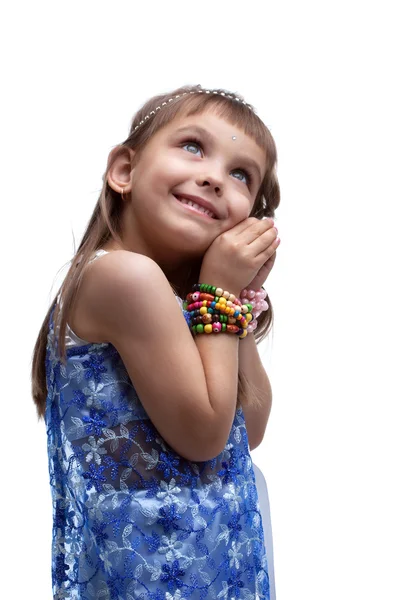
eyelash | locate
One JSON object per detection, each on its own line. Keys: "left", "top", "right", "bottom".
{"left": 180, "top": 137, "right": 253, "bottom": 187}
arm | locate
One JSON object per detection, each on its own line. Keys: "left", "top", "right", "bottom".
{"left": 85, "top": 252, "right": 240, "bottom": 463}
{"left": 238, "top": 332, "right": 273, "bottom": 451}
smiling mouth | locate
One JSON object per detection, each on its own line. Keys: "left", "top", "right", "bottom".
{"left": 173, "top": 195, "right": 217, "bottom": 220}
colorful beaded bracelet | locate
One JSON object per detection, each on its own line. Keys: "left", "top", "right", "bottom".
{"left": 183, "top": 283, "right": 254, "bottom": 340}
{"left": 239, "top": 286, "right": 269, "bottom": 334}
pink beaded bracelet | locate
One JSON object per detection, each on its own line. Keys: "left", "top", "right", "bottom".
{"left": 239, "top": 287, "right": 269, "bottom": 334}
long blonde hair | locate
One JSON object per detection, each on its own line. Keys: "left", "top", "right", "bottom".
{"left": 31, "top": 84, "right": 281, "bottom": 420}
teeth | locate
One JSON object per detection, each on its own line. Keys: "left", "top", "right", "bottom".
{"left": 177, "top": 197, "right": 216, "bottom": 219}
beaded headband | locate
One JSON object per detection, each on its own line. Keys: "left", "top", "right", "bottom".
{"left": 133, "top": 87, "right": 256, "bottom": 133}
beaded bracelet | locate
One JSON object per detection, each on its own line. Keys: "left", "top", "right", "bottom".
{"left": 239, "top": 287, "right": 269, "bottom": 334}
{"left": 183, "top": 283, "right": 254, "bottom": 339}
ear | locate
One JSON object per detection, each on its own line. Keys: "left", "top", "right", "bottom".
{"left": 106, "top": 146, "right": 135, "bottom": 194}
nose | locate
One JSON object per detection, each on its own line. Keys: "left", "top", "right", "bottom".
{"left": 196, "top": 164, "right": 224, "bottom": 194}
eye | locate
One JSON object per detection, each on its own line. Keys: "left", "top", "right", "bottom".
{"left": 180, "top": 137, "right": 253, "bottom": 187}
{"left": 181, "top": 138, "right": 203, "bottom": 156}
{"left": 232, "top": 169, "right": 253, "bottom": 186}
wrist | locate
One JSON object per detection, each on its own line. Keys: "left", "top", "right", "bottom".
{"left": 198, "top": 271, "right": 241, "bottom": 299}
{"left": 239, "top": 329, "right": 256, "bottom": 345}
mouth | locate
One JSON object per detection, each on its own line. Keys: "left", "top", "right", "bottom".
{"left": 173, "top": 195, "right": 218, "bottom": 220}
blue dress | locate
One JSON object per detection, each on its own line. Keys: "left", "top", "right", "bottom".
{"left": 45, "top": 250, "right": 270, "bottom": 599}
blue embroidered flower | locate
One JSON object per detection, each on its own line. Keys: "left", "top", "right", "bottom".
{"left": 82, "top": 407, "right": 107, "bottom": 436}
{"left": 91, "top": 519, "right": 109, "bottom": 548}
{"left": 217, "top": 448, "right": 241, "bottom": 485}
{"left": 144, "top": 530, "right": 161, "bottom": 553}
{"left": 157, "top": 452, "right": 181, "bottom": 478}
{"left": 82, "top": 354, "right": 107, "bottom": 383}
{"left": 144, "top": 476, "right": 161, "bottom": 498}
{"left": 148, "top": 589, "right": 165, "bottom": 600}
{"left": 82, "top": 463, "right": 107, "bottom": 492}
{"left": 106, "top": 569, "right": 126, "bottom": 600}
{"left": 140, "top": 421, "right": 158, "bottom": 443}
{"left": 227, "top": 512, "right": 243, "bottom": 542}
{"left": 160, "top": 559, "right": 186, "bottom": 592}
{"left": 227, "top": 571, "right": 245, "bottom": 596}
{"left": 157, "top": 503, "right": 182, "bottom": 533}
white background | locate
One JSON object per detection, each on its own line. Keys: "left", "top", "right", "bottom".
{"left": 1, "top": 1, "right": 399, "bottom": 598}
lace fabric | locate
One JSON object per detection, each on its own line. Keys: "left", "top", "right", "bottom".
{"left": 45, "top": 251, "right": 270, "bottom": 599}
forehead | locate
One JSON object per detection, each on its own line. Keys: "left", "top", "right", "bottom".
{"left": 160, "top": 108, "right": 267, "bottom": 176}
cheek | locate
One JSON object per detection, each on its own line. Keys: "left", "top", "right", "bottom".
{"left": 228, "top": 195, "right": 252, "bottom": 224}
{"left": 153, "top": 156, "right": 190, "bottom": 188}
{"left": 218, "top": 210, "right": 248, "bottom": 235}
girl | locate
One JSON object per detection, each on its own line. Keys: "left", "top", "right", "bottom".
{"left": 31, "top": 84, "right": 280, "bottom": 599}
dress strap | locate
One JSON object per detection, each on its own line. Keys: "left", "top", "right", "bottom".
{"left": 88, "top": 249, "right": 109, "bottom": 264}
{"left": 74, "top": 249, "right": 109, "bottom": 268}
{"left": 57, "top": 250, "right": 110, "bottom": 306}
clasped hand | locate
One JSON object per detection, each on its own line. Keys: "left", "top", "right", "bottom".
{"left": 200, "top": 217, "right": 280, "bottom": 295}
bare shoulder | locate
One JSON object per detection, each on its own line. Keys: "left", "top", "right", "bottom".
{"left": 88, "top": 250, "right": 172, "bottom": 339}
{"left": 70, "top": 250, "right": 168, "bottom": 344}
{"left": 84, "top": 249, "right": 161, "bottom": 290}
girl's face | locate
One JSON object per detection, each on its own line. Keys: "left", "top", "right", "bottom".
{"left": 111, "top": 108, "right": 267, "bottom": 269}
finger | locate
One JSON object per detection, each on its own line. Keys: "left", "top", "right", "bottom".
{"left": 232, "top": 216, "right": 275, "bottom": 239}
{"left": 250, "top": 226, "right": 279, "bottom": 257}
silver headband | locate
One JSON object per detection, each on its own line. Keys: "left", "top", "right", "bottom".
{"left": 133, "top": 88, "right": 255, "bottom": 133}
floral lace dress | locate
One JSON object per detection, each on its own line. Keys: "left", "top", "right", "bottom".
{"left": 45, "top": 250, "right": 270, "bottom": 599}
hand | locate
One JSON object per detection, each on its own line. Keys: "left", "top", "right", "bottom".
{"left": 244, "top": 242, "right": 279, "bottom": 292}
{"left": 199, "top": 217, "right": 279, "bottom": 297}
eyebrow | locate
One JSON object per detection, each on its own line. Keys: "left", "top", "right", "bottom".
{"left": 174, "top": 124, "right": 264, "bottom": 183}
